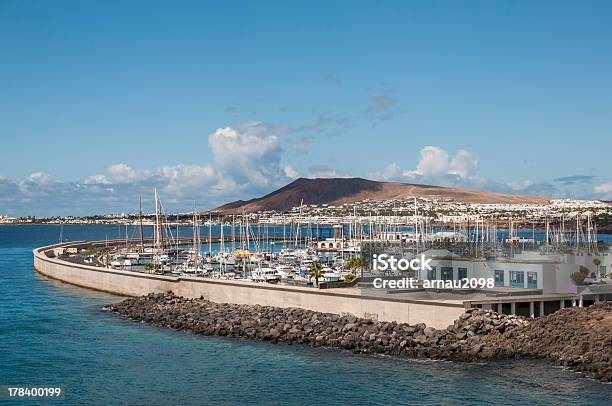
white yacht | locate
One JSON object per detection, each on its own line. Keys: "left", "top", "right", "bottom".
{"left": 275, "top": 265, "right": 294, "bottom": 279}
{"left": 321, "top": 267, "right": 342, "bottom": 282}
{"left": 251, "top": 267, "right": 281, "bottom": 283}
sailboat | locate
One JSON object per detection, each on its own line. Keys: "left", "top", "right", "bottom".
{"left": 181, "top": 206, "right": 209, "bottom": 275}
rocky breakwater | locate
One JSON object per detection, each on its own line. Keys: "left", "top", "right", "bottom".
{"left": 106, "top": 293, "right": 611, "bottom": 382}
{"left": 483, "top": 302, "right": 612, "bottom": 382}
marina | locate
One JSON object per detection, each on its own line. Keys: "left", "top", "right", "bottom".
{"left": 34, "top": 189, "right": 612, "bottom": 330}
{"left": 50, "top": 191, "right": 612, "bottom": 297}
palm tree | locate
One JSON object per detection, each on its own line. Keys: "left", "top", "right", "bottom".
{"left": 347, "top": 257, "right": 365, "bottom": 276}
{"left": 85, "top": 245, "right": 95, "bottom": 259}
{"left": 347, "top": 257, "right": 364, "bottom": 275}
{"left": 98, "top": 247, "right": 110, "bottom": 266}
{"left": 308, "top": 262, "right": 323, "bottom": 287}
{"left": 593, "top": 258, "right": 601, "bottom": 280}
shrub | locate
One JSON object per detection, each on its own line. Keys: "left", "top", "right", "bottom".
{"left": 344, "top": 273, "right": 357, "bottom": 283}
{"left": 570, "top": 271, "right": 586, "bottom": 285}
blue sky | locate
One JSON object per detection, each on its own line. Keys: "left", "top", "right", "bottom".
{"left": 1, "top": 0, "right": 611, "bottom": 215}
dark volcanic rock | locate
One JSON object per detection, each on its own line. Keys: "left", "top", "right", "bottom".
{"left": 482, "top": 302, "right": 612, "bottom": 382}
{"left": 105, "top": 293, "right": 612, "bottom": 383}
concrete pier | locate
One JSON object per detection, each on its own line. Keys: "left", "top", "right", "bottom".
{"left": 33, "top": 242, "right": 466, "bottom": 329}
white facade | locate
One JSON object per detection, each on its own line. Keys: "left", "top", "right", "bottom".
{"left": 416, "top": 249, "right": 608, "bottom": 294}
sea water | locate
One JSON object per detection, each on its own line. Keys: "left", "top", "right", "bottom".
{"left": 1, "top": 226, "right": 611, "bottom": 405}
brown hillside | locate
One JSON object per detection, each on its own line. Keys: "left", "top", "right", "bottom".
{"left": 215, "top": 178, "right": 548, "bottom": 213}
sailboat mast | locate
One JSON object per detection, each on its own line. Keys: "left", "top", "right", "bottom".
{"left": 193, "top": 205, "right": 199, "bottom": 264}
{"left": 295, "top": 199, "right": 303, "bottom": 248}
{"left": 220, "top": 218, "right": 224, "bottom": 253}
{"left": 154, "top": 188, "right": 162, "bottom": 251}
{"left": 208, "top": 212, "right": 212, "bottom": 257}
{"left": 139, "top": 196, "right": 144, "bottom": 251}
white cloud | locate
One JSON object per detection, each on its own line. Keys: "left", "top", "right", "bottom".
{"left": 157, "top": 164, "right": 217, "bottom": 197}
{"left": 370, "top": 145, "right": 612, "bottom": 199}
{"left": 107, "top": 164, "right": 150, "bottom": 183}
{"left": 0, "top": 122, "right": 296, "bottom": 215}
{"left": 372, "top": 146, "right": 483, "bottom": 187}
{"left": 25, "top": 172, "right": 52, "bottom": 185}
{"left": 283, "top": 165, "right": 300, "bottom": 179}
{"left": 378, "top": 163, "right": 404, "bottom": 180}
{"left": 449, "top": 149, "right": 480, "bottom": 180}
{"left": 209, "top": 124, "right": 276, "bottom": 167}
{"left": 413, "top": 146, "right": 451, "bottom": 178}
{"left": 2, "top": 133, "right": 609, "bottom": 216}
{"left": 506, "top": 179, "right": 534, "bottom": 191}
{"left": 84, "top": 174, "right": 110, "bottom": 185}
{"left": 594, "top": 182, "right": 612, "bottom": 200}
{"left": 19, "top": 172, "right": 58, "bottom": 196}
{"left": 308, "top": 165, "right": 342, "bottom": 178}
{"left": 208, "top": 122, "right": 288, "bottom": 192}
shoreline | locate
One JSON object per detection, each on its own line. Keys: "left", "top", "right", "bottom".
{"left": 107, "top": 293, "right": 612, "bottom": 383}
{"left": 4, "top": 222, "right": 612, "bottom": 235}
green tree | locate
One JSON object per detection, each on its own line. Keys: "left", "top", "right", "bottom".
{"left": 85, "top": 245, "right": 95, "bottom": 258}
{"left": 308, "top": 262, "right": 324, "bottom": 287}
{"left": 593, "top": 258, "right": 602, "bottom": 280}
{"left": 144, "top": 263, "right": 156, "bottom": 272}
{"left": 97, "top": 247, "right": 110, "bottom": 265}
{"left": 570, "top": 271, "right": 586, "bottom": 285}
{"left": 347, "top": 257, "right": 364, "bottom": 272}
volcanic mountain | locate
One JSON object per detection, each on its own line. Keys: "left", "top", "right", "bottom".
{"left": 214, "top": 178, "right": 548, "bottom": 213}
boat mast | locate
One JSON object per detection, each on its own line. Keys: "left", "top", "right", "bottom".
{"left": 139, "top": 196, "right": 144, "bottom": 252}
{"left": 193, "top": 205, "right": 199, "bottom": 266}
{"left": 208, "top": 212, "right": 212, "bottom": 258}
{"left": 154, "top": 188, "right": 162, "bottom": 252}
{"left": 231, "top": 214, "right": 235, "bottom": 252}
{"left": 220, "top": 217, "right": 224, "bottom": 254}
{"left": 295, "top": 199, "right": 303, "bottom": 248}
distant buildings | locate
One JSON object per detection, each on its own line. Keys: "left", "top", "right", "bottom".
{"left": 2, "top": 197, "right": 611, "bottom": 227}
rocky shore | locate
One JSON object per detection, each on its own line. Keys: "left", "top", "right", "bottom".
{"left": 485, "top": 301, "right": 612, "bottom": 382}
{"left": 106, "top": 293, "right": 611, "bottom": 382}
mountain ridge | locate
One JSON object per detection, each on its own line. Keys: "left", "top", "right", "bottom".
{"left": 214, "top": 177, "right": 549, "bottom": 213}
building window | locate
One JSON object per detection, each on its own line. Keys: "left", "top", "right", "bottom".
{"left": 510, "top": 271, "right": 525, "bottom": 288}
{"left": 527, "top": 272, "right": 538, "bottom": 289}
{"left": 441, "top": 267, "right": 453, "bottom": 281}
{"left": 494, "top": 270, "right": 504, "bottom": 287}
{"left": 427, "top": 266, "right": 437, "bottom": 280}
{"left": 458, "top": 268, "right": 467, "bottom": 280}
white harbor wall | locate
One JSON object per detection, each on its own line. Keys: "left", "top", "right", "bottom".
{"left": 33, "top": 244, "right": 465, "bottom": 329}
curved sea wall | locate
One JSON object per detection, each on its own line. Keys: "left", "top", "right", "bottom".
{"left": 33, "top": 242, "right": 465, "bottom": 329}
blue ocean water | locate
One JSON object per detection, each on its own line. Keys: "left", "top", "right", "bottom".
{"left": 0, "top": 225, "right": 611, "bottom": 406}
